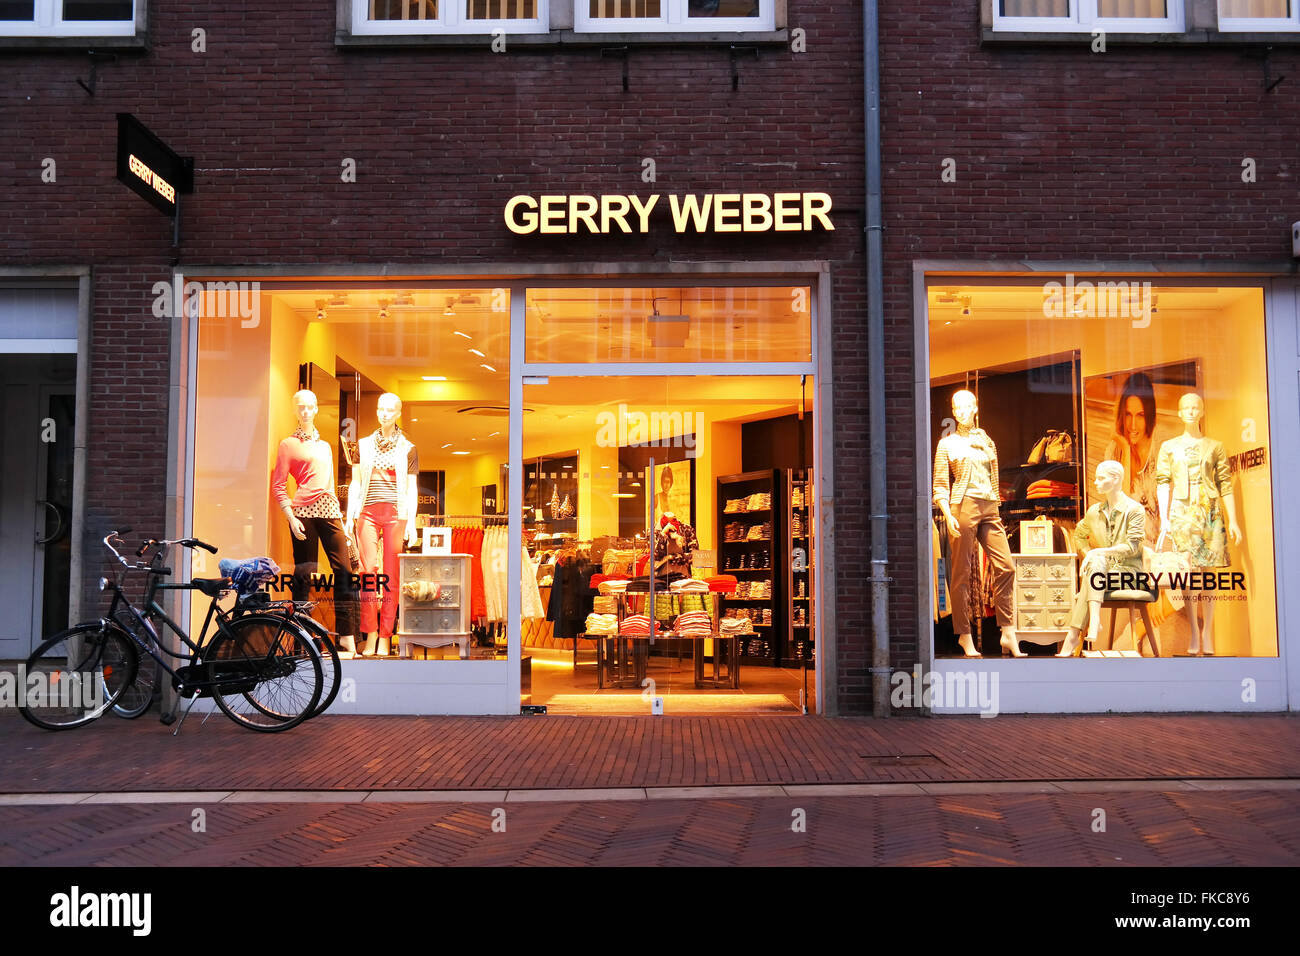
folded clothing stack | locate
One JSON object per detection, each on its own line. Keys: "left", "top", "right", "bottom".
{"left": 585, "top": 613, "right": 618, "bottom": 635}
{"left": 724, "top": 498, "right": 749, "bottom": 514}
{"left": 598, "top": 578, "right": 630, "bottom": 595}
{"left": 792, "top": 486, "right": 805, "bottom": 508}
{"left": 592, "top": 595, "right": 618, "bottom": 615}
{"left": 670, "top": 577, "right": 710, "bottom": 592}
{"left": 706, "top": 575, "right": 738, "bottom": 593}
{"left": 674, "top": 610, "right": 713, "bottom": 635}
{"left": 746, "top": 492, "right": 771, "bottom": 510}
{"left": 590, "top": 573, "right": 630, "bottom": 590}
{"left": 1026, "top": 480, "right": 1077, "bottom": 499}
{"left": 720, "top": 617, "right": 754, "bottom": 635}
{"left": 619, "top": 614, "right": 658, "bottom": 635}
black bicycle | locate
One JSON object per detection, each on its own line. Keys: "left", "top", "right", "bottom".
{"left": 19, "top": 530, "right": 323, "bottom": 733}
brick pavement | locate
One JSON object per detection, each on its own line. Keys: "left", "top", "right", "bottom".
{"left": 1, "top": 790, "right": 1296, "bottom": 866}
{"left": 1, "top": 711, "right": 1297, "bottom": 794}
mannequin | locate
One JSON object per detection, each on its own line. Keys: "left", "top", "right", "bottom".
{"left": 932, "top": 389, "right": 1022, "bottom": 657}
{"left": 1155, "top": 392, "right": 1241, "bottom": 656}
{"left": 346, "top": 392, "right": 419, "bottom": 657}
{"left": 271, "top": 389, "right": 359, "bottom": 657}
{"left": 1057, "top": 460, "right": 1149, "bottom": 657}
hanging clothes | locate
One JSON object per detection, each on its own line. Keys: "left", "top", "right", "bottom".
{"left": 521, "top": 545, "right": 545, "bottom": 620}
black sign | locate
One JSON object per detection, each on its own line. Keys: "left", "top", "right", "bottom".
{"left": 115, "top": 113, "right": 193, "bottom": 216}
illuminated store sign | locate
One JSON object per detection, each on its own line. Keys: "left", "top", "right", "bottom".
{"left": 504, "top": 192, "right": 835, "bottom": 235}
{"left": 115, "top": 113, "right": 194, "bottom": 216}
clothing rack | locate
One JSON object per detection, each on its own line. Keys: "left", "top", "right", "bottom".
{"left": 424, "top": 513, "right": 509, "bottom": 526}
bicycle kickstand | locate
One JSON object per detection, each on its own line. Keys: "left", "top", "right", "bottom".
{"left": 167, "top": 694, "right": 202, "bottom": 737}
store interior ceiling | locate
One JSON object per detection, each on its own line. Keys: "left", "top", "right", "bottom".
{"left": 269, "top": 288, "right": 812, "bottom": 461}
{"left": 927, "top": 283, "right": 1258, "bottom": 352}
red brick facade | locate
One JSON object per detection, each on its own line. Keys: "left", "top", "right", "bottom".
{"left": 878, "top": 3, "right": 1300, "bottom": 678}
{"left": 1, "top": 4, "right": 873, "bottom": 709}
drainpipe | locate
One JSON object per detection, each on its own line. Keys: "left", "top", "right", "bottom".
{"left": 864, "top": 0, "right": 891, "bottom": 717}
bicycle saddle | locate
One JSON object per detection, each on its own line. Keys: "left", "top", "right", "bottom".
{"left": 191, "top": 577, "right": 232, "bottom": 598}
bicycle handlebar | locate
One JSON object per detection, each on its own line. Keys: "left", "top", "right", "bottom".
{"left": 103, "top": 530, "right": 220, "bottom": 571}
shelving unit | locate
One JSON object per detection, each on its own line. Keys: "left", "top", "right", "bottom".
{"left": 785, "top": 468, "right": 815, "bottom": 666}
{"left": 717, "top": 469, "right": 783, "bottom": 666}
{"left": 396, "top": 553, "right": 471, "bottom": 659}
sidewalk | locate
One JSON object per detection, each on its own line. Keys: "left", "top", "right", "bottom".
{"left": 3, "top": 711, "right": 1298, "bottom": 794}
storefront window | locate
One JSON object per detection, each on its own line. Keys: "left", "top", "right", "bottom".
{"left": 193, "top": 285, "right": 509, "bottom": 662}
{"left": 525, "top": 285, "right": 811, "bottom": 364}
{"left": 928, "top": 281, "right": 1278, "bottom": 659}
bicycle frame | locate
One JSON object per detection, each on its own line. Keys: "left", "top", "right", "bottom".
{"left": 101, "top": 542, "right": 306, "bottom": 700}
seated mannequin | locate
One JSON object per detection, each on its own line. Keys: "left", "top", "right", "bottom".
{"left": 1058, "top": 460, "right": 1147, "bottom": 657}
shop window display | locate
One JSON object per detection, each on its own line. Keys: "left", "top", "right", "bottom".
{"left": 193, "top": 287, "right": 512, "bottom": 661}
{"left": 929, "top": 282, "right": 1277, "bottom": 659}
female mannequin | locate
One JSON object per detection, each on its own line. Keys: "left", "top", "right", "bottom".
{"left": 932, "top": 389, "right": 1022, "bottom": 657}
{"left": 1057, "top": 461, "right": 1149, "bottom": 657}
{"left": 1155, "top": 392, "right": 1241, "bottom": 655}
{"left": 271, "top": 390, "right": 359, "bottom": 657}
{"left": 347, "top": 392, "right": 419, "bottom": 657}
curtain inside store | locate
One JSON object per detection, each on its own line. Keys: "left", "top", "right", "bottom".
{"left": 1001, "top": 0, "right": 1069, "bottom": 15}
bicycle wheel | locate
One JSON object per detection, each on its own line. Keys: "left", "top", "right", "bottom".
{"left": 113, "top": 649, "right": 159, "bottom": 719}
{"left": 18, "top": 623, "right": 137, "bottom": 731}
{"left": 206, "top": 616, "right": 322, "bottom": 732}
{"left": 294, "top": 615, "right": 342, "bottom": 719}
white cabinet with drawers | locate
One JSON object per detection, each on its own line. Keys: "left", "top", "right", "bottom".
{"left": 398, "top": 553, "right": 472, "bottom": 659}
{"left": 1012, "top": 553, "right": 1077, "bottom": 646}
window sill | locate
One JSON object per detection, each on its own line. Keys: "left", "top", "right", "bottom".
{"left": 982, "top": 27, "right": 1300, "bottom": 45}
{"left": 337, "top": 28, "right": 788, "bottom": 49}
{"left": 0, "top": 33, "right": 146, "bottom": 51}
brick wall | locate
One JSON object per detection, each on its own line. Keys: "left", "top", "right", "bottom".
{"left": 0, "top": 3, "right": 874, "bottom": 710}
{"left": 879, "top": 2, "right": 1300, "bottom": 675}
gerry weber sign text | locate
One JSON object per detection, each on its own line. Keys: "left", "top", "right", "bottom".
{"left": 504, "top": 192, "right": 835, "bottom": 235}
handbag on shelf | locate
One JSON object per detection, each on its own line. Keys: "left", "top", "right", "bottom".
{"left": 1027, "top": 429, "right": 1074, "bottom": 465}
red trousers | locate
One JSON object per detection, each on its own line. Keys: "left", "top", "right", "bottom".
{"left": 357, "top": 502, "right": 401, "bottom": 639}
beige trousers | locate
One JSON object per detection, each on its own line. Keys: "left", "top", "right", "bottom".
{"left": 947, "top": 496, "right": 1015, "bottom": 634}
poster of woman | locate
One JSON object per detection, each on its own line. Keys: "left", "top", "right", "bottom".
{"left": 653, "top": 460, "right": 692, "bottom": 526}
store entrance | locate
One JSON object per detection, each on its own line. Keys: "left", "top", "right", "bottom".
{"left": 520, "top": 374, "right": 816, "bottom": 715}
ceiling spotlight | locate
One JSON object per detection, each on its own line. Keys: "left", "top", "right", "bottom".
{"left": 453, "top": 331, "right": 472, "bottom": 339}
{"left": 421, "top": 376, "right": 447, "bottom": 382}
{"left": 480, "top": 363, "right": 496, "bottom": 372}
{"left": 441, "top": 443, "right": 453, "bottom": 449}
{"left": 468, "top": 348, "right": 485, "bottom": 358}
{"left": 378, "top": 297, "right": 390, "bottom": 321}
{"left": 444, "top": 297, "right": 456, "bottom": 317}
{"left": 1149, "top": 294, "right": 1159, "bottom": 315}
{"left": 960, "top": 296, "right": 972, "bottom": 317}
{"left": 315, "top": 298, "right": 327, "bottom": 321}
{"left": 452, "top": 450, "right": 471, "bottom": 456}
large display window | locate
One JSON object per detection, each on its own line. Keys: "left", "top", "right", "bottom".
{"left": 927, "top": 280, "right": 1278, "bottom": 660}
{"left": 189, "top": 275, "right": 822, "bottom": 714}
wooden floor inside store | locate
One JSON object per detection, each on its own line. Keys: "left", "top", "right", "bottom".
{"left": 525, "top": 645, "right": 811, "bottom": 715}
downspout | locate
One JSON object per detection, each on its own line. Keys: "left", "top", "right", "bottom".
{"left": 864, "top": 0, "right": 891, "bottom": 717}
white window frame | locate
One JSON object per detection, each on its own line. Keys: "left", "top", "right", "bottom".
{"left": 575, "top": 0, "right": 774, "bottom": 34}
{"left": 1218, "top": 0, "right": 1300, "bottom": 31}
{"left": 993, "top": 0, "right": 1184, "bottom": 33}
{"left": 351, "top": 0, "right": 549, "bottom": 35}
{"left": 0, "top": 0, "right": 136, "bottom": 37}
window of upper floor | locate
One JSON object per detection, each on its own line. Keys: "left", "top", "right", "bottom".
{"left": 992, "top": 1, "right": 1185, "bottom": 33}
{"left": 1217, "top": 0, "right": 1300, "bottom": 31}
{"left": 575, "top": 0, "right": 774, "bottom": 33}
{"left": 351, "top": 0, "right": 549, "bottom": 36}
{"left": 345, "top": 0, "right": 778, "bottom": 38}
{"left": 0, "top": 0, "right": 136, "bottom": 37}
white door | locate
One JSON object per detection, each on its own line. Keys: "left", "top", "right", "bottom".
{"left": 0, "top": 356, "right": 77, "bottom": 659}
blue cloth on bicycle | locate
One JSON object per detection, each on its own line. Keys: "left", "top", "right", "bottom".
{"left": 218, "top": 557, "right": 281, "bottom": 597}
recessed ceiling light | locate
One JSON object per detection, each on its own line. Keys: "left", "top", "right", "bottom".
{"left": 453, "top": 331, "right": 471, "bottom": 339}
{"left": 409, "top": 418, "right": 418, "bottom": 423}
{"left": 612, "top": 493, "right": 635, "bottom": 499}
{"left": 468, "top": 348, "right": 485, "bottom": 357}
{"left": 441, "top": 443, "right": 453, "bottom": 449}
{"left": 452, "top": 450, "right": 471, "bottom": 456}
{"left": 488, "top": 431, "right": 500, "bottom": 437}
{"left": 422, "top": 376, "right": 447, "bottom": 381}
{"left": 480, "top": 363, "right": 496, "bottom": 372}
